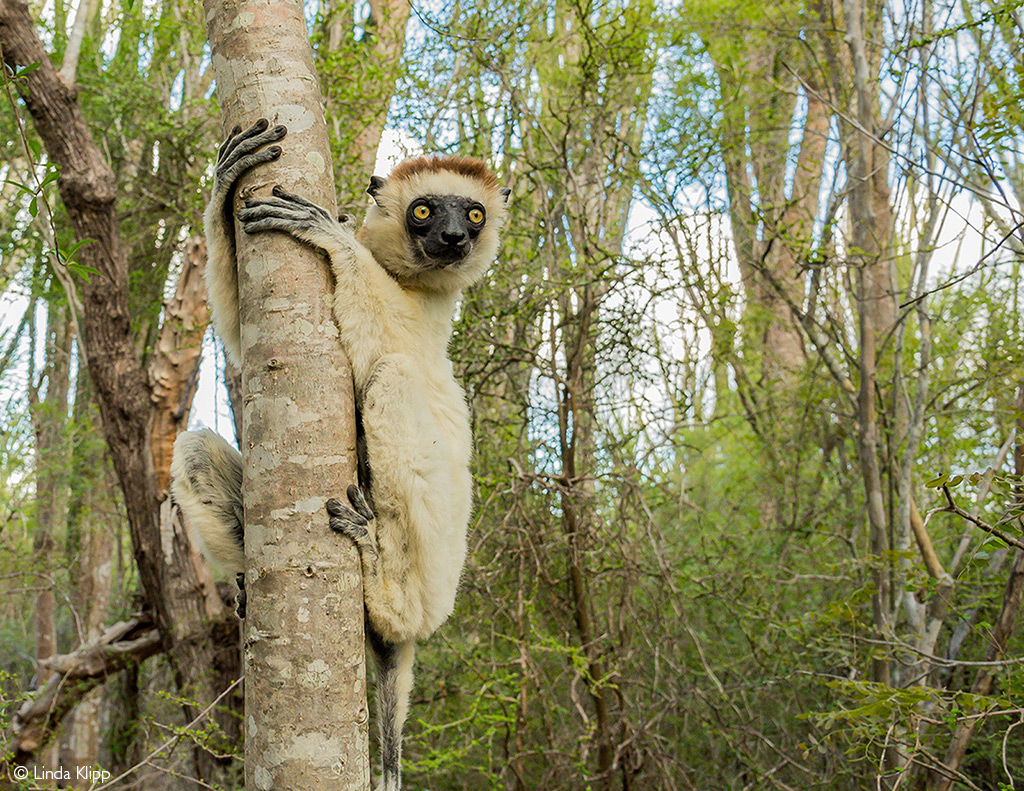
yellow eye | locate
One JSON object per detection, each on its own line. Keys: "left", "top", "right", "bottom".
{"left": 468, "top": 208, "right": 485, "bottom": 224}
{"left": 413, "top": 204, "right": 431, "bottom": 220}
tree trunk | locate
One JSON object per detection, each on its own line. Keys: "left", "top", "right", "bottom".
{"left": 28, "top": 301, "right": 72, "bottom": 772}
{"left": 838, "top": 0, "right": 898, "bottom": 693}
{"left": 203, "top": 1, "right": 368, "bottom": 788}
{"left": 65, "top": 371, "right": 117, "bottom": 786}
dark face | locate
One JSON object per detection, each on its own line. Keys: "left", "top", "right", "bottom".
{"left": 406, "top": 194, "right": 487, "bottom": 267}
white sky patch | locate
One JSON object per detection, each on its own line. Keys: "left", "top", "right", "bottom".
{"left": 186, "top": 330, "right": 237, "bottom": 442}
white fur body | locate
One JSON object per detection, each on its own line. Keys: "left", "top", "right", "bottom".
{"left": 317, "top": 167, "right": 506, "bottom": 641}
{"left": 170, "top": 124, "right": 506, "bottom": 791}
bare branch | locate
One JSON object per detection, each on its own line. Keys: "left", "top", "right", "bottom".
{"left": 6, "top": 615, "right": 162, "bottom": 762}
{"left": 938, "top": 486, "right": 1024, "bottom": 551}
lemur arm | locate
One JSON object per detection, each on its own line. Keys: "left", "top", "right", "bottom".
{"left": 236, "top": 186, "right": 411, "bottom": 383}
{"left": 201, "top": 119, "right": 286, "bottom": 365}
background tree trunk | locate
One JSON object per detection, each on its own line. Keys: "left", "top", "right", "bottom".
{"left": 27, "top": 300, "right": 71, "bottom": 773}
{"left": 0, "top": 5, "right": 236, "bottom": 781}
{"left": 64, "top": 374, "right": 117, "bottom": 787}
{"left": 203, "top": 0, "right": 368, "bottom": 788}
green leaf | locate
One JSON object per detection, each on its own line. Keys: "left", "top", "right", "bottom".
{"left": 3, "top": 179, "right": 33, "bottom": 196}
{"left": 64, "top": 238, "right": 95, "bottom": 258}
{"left": 68, "top": 262, "right": 101, "bottom": 282}
{"left": 14, "top": 62, "right": 41, "bottom": 78}
{"left": 925, "top": 474, "right": 948, "bottom": 488}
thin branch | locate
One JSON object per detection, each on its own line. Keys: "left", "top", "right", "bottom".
{"left": 935, "top": 485, "right": 1024, "bottom": 551}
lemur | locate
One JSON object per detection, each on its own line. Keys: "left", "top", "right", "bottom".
{"left": 170, "top": 119, "right": 509, "bottom": 791}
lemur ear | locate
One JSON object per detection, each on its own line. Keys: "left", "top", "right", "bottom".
{"left": 499, "top": 187, "right": 511, "bottom": 205}
{"left": 367, "top": 175, "right": 387, "bottom": 211}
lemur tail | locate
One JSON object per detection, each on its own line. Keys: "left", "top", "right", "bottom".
{"left": 370, "top": 629, "right": 415, "bottom": 791}
{"left": 170, "top": 429, "right": 245, "bottom": 574}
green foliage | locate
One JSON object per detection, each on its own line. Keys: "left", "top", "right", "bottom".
{"left": 2, "top": 0, "right": 1024, "bottom": 787}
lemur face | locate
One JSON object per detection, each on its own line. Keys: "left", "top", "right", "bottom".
{"left": 360, "top": 155, "right": 508, "bottom": 292}
{"left": 405, "top": 194, "right": 488, "bottom": 267}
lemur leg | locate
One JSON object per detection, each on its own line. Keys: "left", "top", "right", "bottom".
{"left": 328, "top": 353, "right": 461, "bottom": 644}
{"left": 170, "top": 430, "right": 247, "bottom": 616}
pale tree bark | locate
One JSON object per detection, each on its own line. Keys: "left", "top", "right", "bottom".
{"left": 0, "top": 5, "right": 235, "bottom": 781}
{"left": 56, "top": 0, "right": 92, "bottom": 87}
{"left": 203, "top": 1, "right": 368, "bottom": 789}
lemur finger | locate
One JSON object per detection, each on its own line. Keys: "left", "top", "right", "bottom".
{"left": 270, "top": 186, "right": 332, "bottom": 220}
{"left": 237, "top": 202, "right": 320, "bottom": 226}
{"left": 217, "top": 122, "right": 287, "bottom": 182}
{"left": 329, "top": 518, "right": 370, "bottom": 542}
{"left": 242, "top": 194, "right": 330, "bottom": 219}
{"left": 218, "top": 118, "right": 268, "bottom": 167}
{"left": 217, "top": 123, "right": 246, "bottom": 163}
{"left": 327, "top": 497, "right": 368, "bottom": 525}
{"left": 346, "top": 484, "right": 375, "bottom": 522}
{"left": 327, "top": 498, "right": 377, "bottom": 555}
{"left": 218, "top": 146, "right": 283, "bottom": 193}
{"left": 238, "top": 216, "right": 319, "bottom": 237}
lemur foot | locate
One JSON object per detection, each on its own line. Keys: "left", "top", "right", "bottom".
{"left": 327, "top": 485, "right": 379, "bottom": 560}
{"left": 235, "top": 573, "right": 247, "bottom": 619}
{"left": 237, "top": 186, "right": 354, "bottom": 251}
{"left": 214, "top": 118, "right": 287, "bottom": 196}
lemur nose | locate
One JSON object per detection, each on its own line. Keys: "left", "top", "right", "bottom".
{"left": 442, "top": 230, "right": 467, "bottom": 246}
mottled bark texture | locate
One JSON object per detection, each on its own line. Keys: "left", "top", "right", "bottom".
{"left": 202, "top": 1, "right": 368, "bottom": 789}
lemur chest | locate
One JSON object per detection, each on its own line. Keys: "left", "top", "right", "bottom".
{"left": 353, "top": 351, "right": 471, "bottom": 458}
{"left": 423, "top": 372, "right": 472, "bottom": 459}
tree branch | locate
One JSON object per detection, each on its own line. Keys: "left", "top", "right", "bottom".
{"left": 938, "top": 485, "right": 1024, "bottom": 551}
{"left": 5, "top": 615, "right": 163, "bottom": 762}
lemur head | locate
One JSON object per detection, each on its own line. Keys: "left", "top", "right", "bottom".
{"left": 358, "top": 156, "right": 510, "bottom": 293}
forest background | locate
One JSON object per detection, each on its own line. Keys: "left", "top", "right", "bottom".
{"left": 0, "top": 0, "right": 1022, "bottom": 788}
